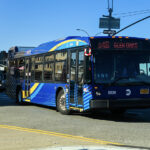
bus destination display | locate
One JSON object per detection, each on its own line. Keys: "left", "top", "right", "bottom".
{"left": 98, "top": 41, "right": 138, "bottom": 49}
{"left": 90, "top": 38, "right": 150, "bottom": 51}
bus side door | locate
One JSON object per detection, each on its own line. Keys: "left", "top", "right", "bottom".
{"left": 69, "top": 50, "right": 84, "bottom": 108}
{"left": 24, "top": 58, "right": 31, "bottom": 101}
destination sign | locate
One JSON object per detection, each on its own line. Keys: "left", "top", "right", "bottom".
{"left": 98, "top": 41, "right": 138, "bottom": 49}
{"left": 90, "top": 38, "right": 150, "bottom": 51}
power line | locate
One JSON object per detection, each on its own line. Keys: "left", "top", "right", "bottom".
{"left": 113, "top": 9, "right": 150, "bottom": 17}
{"left": 113, "top": 16, "right": 150, "bottom": 36}
{"left": 114, "top": 9, "right": 150, "bottom": 16}
{"left": 120, "top": 11, "right": 150, "bottom": 18}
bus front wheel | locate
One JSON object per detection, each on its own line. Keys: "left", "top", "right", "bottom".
{"left": 57, "top": 90, "right": 70, "bottom": 115}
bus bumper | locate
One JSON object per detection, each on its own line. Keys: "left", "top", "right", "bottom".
{"left": 90, "top": 98, "right": 150, "bottom": 109}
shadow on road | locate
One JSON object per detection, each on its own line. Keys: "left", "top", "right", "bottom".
{"left": 0, "top": 91, "right": 31, "bottom": 107}
{"left": 1, "top": 91, "right": 150, "bottom": 123}
{"left": 78, "top": 109, "right": 150, "bottom": 123}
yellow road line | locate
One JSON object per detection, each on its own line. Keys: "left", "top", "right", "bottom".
{"left": 0, "top": 124, "right": 123, "bottom": 146}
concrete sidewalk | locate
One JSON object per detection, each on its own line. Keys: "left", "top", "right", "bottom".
{"left": 32, "top": 146, "right": 148, "bottom": 150}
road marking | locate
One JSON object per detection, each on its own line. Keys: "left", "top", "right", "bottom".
{"left": 0, "top": 124, "right": 122, "bottom": 146}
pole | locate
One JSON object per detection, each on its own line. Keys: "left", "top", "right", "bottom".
{"left": 108, "top": 0, "right": 113, "bottom": 36}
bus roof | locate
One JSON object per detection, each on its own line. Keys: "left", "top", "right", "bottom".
{"left": 25, "top": 36, "right": 90, "bottom": 56}
{"left": 25, "top": 36, "right": 150, "bottom": 56}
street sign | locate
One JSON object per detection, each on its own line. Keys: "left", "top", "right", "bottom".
{"left": 103, "top": 30, "right": 116, "bottom": 35}
{"left": 99, "top": 18, "right": 120, "bottom": 29}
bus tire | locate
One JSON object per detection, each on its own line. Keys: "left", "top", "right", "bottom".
{"left": 57, "top": 90, "right": 70, "bottom": 115}
{"left": 16, "top": 90, "right": 22, "bottom": 104}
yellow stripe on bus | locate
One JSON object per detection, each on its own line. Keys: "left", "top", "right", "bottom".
{"left": 22, "top": 91, "right": 26, "bottom": 98}
{"left": 22, "top": 83, "right": 39, "bottom": 99}
{"left": 49, "top": 39, "right": 87, "bottom": 52}
{"left": 30, "top": 83, "right": 39, "bottom": 94}
{"left": 25, "top": 99, "right": 31, "bottom": 102}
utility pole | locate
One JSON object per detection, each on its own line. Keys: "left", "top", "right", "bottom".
{"left": 108, "top": 0, "right": 113, "bottom": 36}
{"left": 104, "top": 0, "right": 115, "bottom": 36}
{"left": 99, "top": 0, "right": 120, "bottom": 36}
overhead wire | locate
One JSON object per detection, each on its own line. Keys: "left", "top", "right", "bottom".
{"left": 120, "top": 11, "right": 150, "bottom": 18}
{"left": 114, "top": 9, "right": 150, "bottom": 16}
{"left": 113, "top": 9, "right": 150, "bottom": 18}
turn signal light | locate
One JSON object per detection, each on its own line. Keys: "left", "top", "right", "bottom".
{"left": 94, "top": 86, "right": 98, "bottom": 90}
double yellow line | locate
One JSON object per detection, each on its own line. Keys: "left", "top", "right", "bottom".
{"left": 0, "top": 124, "right": 122, "bottom": 146}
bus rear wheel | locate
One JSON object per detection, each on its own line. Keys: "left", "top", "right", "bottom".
{"left": 57, "top": 90, "right": 70, "bottom": 115}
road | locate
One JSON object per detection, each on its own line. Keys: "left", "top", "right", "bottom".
{"left": 0, "top": 91, "right": 150, "bottom": 150}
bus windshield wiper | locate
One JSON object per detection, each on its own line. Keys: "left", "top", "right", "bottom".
{"left": 110, "top": 76, "right": 150, "bottom": 86}
{"left": 110, "top": 76, "right": 130, "bottom": 85}
{"left": 133, "top": 80, "right": 150, "bottom": 85}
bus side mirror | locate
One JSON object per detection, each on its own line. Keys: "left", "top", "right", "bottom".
{"left": 84, "top": 48, "right": 91, "bottom": 56}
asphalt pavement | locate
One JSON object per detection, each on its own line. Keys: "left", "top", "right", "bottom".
{"left": 0, "top": 91, "right": 150, "bottom": 150}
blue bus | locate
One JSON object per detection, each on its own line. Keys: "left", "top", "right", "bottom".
{"left": 7, "top": 36, "right": 150, "bottom": 114}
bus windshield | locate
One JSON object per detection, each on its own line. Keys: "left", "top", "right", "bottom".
{"left": 93, "top": 51, "right": 150, "bottom": 85}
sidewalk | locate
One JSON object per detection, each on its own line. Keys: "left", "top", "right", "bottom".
{"left": 32, "top": 146, "right": 147, "bottom": 150}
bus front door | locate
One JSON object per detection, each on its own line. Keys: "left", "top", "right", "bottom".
{"left": 69, "top": 51, "right": 84, "bottom": 109}
{"left": 25, "top": 58, "right": 31, "bottom": 101}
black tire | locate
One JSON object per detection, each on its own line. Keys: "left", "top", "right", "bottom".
{"left": 16, "top": 90, "right": 22, "bottom": 104}
{"left": 57, "top": 90, "right": 70, "bottom": 115}
{"left": 110, "top": 108, "right": 126, "bottom": 114}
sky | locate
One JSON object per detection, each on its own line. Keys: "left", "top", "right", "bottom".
{"left": 0, "top": 0, "right": 150, "bottom": 51}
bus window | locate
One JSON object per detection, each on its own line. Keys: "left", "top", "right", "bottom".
{"left": 35, "top": 64, "right": 43, "bottom": 81}
{"left": 35, "top": 56, "right": 43, "bottom": 63}
{"left": 45, "top": 54, "right": 54, "bottom": 62}
{"left": 31, "top": 57, "right": 35, "bottom": 81}
{"left": 55, "top": 62, "right": 66, "bottom": 81}
{"left": 56, "top": 52, "right": 67, "bottom": 61}
{"left": 139, "top": 63, "right": 147, "bottom": 75}
{"left": 18, "top": 58, "right": 25, "bottom": 79}
{"left": 44, "top": 63, "right": 54, "bottom": 81}
{"left": 139, "top": 63, "right": 150, "bottom": 76}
